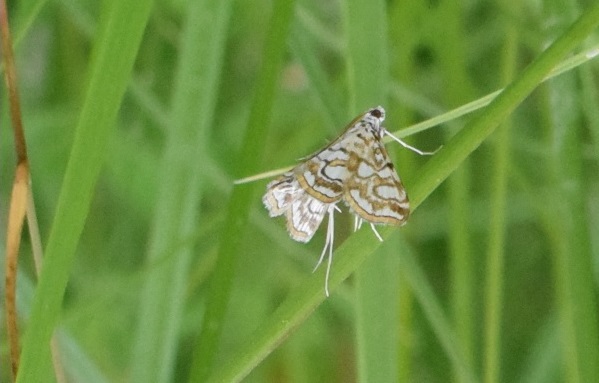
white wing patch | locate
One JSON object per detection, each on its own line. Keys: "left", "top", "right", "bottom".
{"left": 263, "top": 173, "right": 328, "bottom": 242}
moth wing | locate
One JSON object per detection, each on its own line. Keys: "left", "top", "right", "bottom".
{"left": 262, "top": 173, "right": 297, "bottom": 217}
{"left": 285, "top": 192, "right": 328, "bottom": 242}
{"left": 343, "top": 137, "right": 409, "bottom": 225}
{"left": 292, "top": 109, "right": 383, "bottom": 203}
{"left": 293, "top": 134, "right": 358, "bottom": 203}
{"left": 263, "top": 172, "right": 328, "bottom": 242}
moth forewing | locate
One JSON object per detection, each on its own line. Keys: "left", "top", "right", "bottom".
{"left": 295, "top": 144, "right": 348, "bottom": 204}
{"left": 293, "top": 106, "right": 387, "bottom": 204}
{"left": 343, "top": 137, "right": 410, "bottom": 225}
{"left": 344, "top": 178, "right": 410, "bottom": 225}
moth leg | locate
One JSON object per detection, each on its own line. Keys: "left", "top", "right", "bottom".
{"left": 312, "top": 204, "right": 338, "bottom": 297}
{"left": 353, "top": 215, "right": 364, "bottom": 232}
{"left": 369, "top": 223, "right": 383, "bottom": 242}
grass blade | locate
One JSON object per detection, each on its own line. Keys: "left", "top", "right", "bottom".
{"left": 399, "top": 241, "right": 477, "bottom": 383}
{"left": 289, "top": 22, "right": 345, "bottom": 127}
{"left": 483, "top": 22, "right": 518, "bottom": 383}
{"left": 129, "top": 1, "right": 233, "bottom": 381}
{"left": 186, "top": 1, "right": 297, "bottom": 381}
{"left": 16, "top": 1, "right": 153, "bottom": 381}
{"left": 545, "top": 35, "right": 599, "bottom": 383}
{"left": 342, "top": 0, "right": 400, "bottom": 382}
{"left": 431, "top": 3, "right": 477, "bottom": 377}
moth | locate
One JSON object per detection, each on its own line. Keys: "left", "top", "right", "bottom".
{"left": 263, "top": 106, "right": 428, "bottom": 296}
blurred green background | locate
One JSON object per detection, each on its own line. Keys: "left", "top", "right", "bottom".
{"left": 1, "top": 0, "right": 599, "bottom": 382}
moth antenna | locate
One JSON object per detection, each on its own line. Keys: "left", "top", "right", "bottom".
{"left": 383, "top": 129, "right": 436, "bottom": 156}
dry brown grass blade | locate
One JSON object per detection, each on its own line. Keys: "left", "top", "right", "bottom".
{"left": 1, "top": 0, "right": 28, "bottom": 379}
{"left": 0, "top": 1, "right": 67, "bottom": 381}
{"left": 5, "top": 164, "right": 29, "bottom": 379}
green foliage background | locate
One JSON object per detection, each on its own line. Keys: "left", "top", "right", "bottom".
{"left": 1, "top": 0, "right": 599, "bottom": 382}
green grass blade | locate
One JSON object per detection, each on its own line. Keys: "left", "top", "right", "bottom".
{"left": 516, "top": 314, "right": 562, "bottom": 383}
{"left": 15, "top": 1, "right": 153, "bottom": 382}
{"left": 289, "top": 24, "right": 345, "bottom": 127}
{"left": 545, "top": 38, "right": 599, "bottom": 383}
{"left": 399, "top": 242, "right": 478, "bottom": 383}
{"left": 355, "top": 238, "right": 400, "bottom": 383}
{"left": 11, "top": 0, "right": 47, "bottom": 47}
{"left": 186, "top": 1, "right": 297, "bottom": 381}
{"left": 129, "top": 1, "right": 233, "bottom": 382}
{"left": 205, "top": 7, "right": 599, "bottom": 382}
{"left": 9, "top": 269, "right": 109, "bottom": 382}
{"left": 387, "top": 2, "right": 420, "bottom": 381}
{"left": 342, "top": 0, "right": 399, "bottom": 382}
{"left": 344, "top": 0, "right": 389, "bottom": 111}
{"left": 581, "top": 65, "right": 599, "bottom": 157}
{"left": 483, "top": 24, "right": 518, "bottom": 383}
{"left": 431, "top": 3, "right": 477, "bottom": 376}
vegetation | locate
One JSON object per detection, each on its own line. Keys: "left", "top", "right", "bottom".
{"left": 2, "top": 0, "right": 599, "bottom": 382}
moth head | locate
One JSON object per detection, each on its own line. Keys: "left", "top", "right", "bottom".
{"left": 364, "top": 106, "right": 386, "bottom": 136}
{"left": 367, "top": 106, "right": 385, "bottom": 122}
